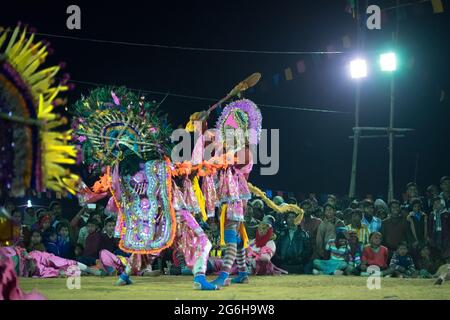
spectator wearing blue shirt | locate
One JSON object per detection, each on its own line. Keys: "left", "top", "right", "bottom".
{"left": 56, "top": 221, "right": 74, "bottom": 259}
{"left": 361, "top": 200, "right": 382, "bottom": 233}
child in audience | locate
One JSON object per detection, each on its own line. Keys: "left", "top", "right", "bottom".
{"left": 57, "top": 222, "right": 74, "bottom": 259}
{"left": 44, "top": 228, "right": 59, "bottom": 256}
{"left": 28, "top": 230, "right": 46, "bottom": 252}
{"left": 389, "top": 242, "right": 417, "bottom": 278}
{"left": 416, "top": 244, "right": 439, "bottom": 278}
{"left": 313, "top": 232, "right": 349, "bottom": 275}
{"left": 346, "top": 230, "right": 363, "bottom": 275}
{"left": 361, "top": 232, "right": 393, "bottom": 276}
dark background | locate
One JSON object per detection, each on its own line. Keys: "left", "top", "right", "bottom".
{"left": 1, "top": 0, "right": 449, "bottom": 201}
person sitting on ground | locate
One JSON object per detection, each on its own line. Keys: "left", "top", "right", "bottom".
{"left": 316, "top": 203, "right": 345, "bottom": 259}
{"left": 274, "top": 212, "right": 311, "bottom": 274}
{"left": 313, "top": 232, "right": 349, "bottom": 276}
{"left": 100, "top": 217, "right": 119, "bottom": 253}
{"left": 346, "top": 230, "right": 363, "bottom": 275}
{"left": 56, "top": 221, "right": 74, "bottom": 259}
{"left": 247, "top": 215, "right": 287, "bottom": 275}
{"left": 43, "top": 228, "right": 59, "bottom": 256}
{"left": 27, "top": 230, "right": 46, "bottom": 252}
{"left": 300, "top": 199, "right": 322, "bottom": 270}
{"left": 244, "top": 201, "right": 261, "bottom": 240}
{"left": 389, "top": 242, "right": 417, "bottom": 278}
{"left": 76, "top": 218, "right": 102, "bottom": 266}
{"left": 360, "top": 232, "right": 393, "bottom": 277}
{"left": 416, "top": 244, "right": 440, "bottom": 278}
{"left": 74, "top": 243, "right": 84, "bottom": 260}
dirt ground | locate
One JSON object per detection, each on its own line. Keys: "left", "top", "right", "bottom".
{"left": 18, "top": 274, "right": 450, "bottom": 300}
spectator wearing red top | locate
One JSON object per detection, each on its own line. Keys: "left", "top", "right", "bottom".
{"left": 360, "top": 232, "right": 393, "bottom": 276}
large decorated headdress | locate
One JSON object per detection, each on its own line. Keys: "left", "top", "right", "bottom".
{"left": 0, "top": 24, "right": 79, "bottom": 197}
{"left": 216, "top": 99, "right": 262, "bottom": 151}
{"left": 72, "top": 86, "right": 173, "bottom": 172}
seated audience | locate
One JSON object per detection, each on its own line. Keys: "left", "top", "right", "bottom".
{"left": 313, "top": 232, "right": 349, "bottom": 275}
{"left": 389, "top": 242, "right": 417, "bottom": 278}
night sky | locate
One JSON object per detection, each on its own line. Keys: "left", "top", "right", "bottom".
{"left": 2, "top": 0, "right": 449, "bottom": 200}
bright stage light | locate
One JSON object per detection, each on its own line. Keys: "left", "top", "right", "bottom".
{"left": 380, "top": 52, "right": 397, "bottom": 72}
{"left": 350, "top": 59, "right": 367, "bottom": 79}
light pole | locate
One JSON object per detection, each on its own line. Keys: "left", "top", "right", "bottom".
{"left": 349, "top": 59, "right": 367, "bottom": 200}
{"left": 380, "top": 52, "right": 397, "bottom": 202}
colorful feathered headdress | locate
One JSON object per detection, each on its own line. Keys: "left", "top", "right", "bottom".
{"left": 72, "top": 86, "right": 173, "bottom": 172}
{"left": 0, "top": 24, "right": 79, "bottom": 196}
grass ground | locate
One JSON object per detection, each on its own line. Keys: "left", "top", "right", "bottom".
{"left": 18, "top": 275, "right": 450, "bottom": 300}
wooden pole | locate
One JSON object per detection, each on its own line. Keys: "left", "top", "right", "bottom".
{"left": 388, "top": 0, "right": 400, "bottom": 203}
{"left": 349, "top": 82, "right": 360, "bottom": 199}
{"left": 349, "top": 0, "right": 362, "bottom": 200}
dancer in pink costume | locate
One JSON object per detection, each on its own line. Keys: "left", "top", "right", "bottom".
{"left": 0, "top": 257, "right": 46, "bottom": 300}
{"left": 0, "top": 246, "right": 102, "bottom": 278}
{"left": 98, "top": 250, "right": 160, "bottom": 285}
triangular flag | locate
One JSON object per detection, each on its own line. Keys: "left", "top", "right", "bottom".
{"left": 273, "top": 73, "right": 280, "bottom": 87}
{"left": 431, "top": 0, "right": 444, "bottom": 13}
{"left": 265, "top": 190, "right": 273, "bottom": 198}
{"left": 296, "top": 60, "right": 306, "bottom": 73}
{"left": 342, "top": 35, "right": 351, "bottom": 49}
{"left": 284, "top": 67, "right": 293, "bottom": 81}
{"left": 225, "top": 113, "right": 239, "bottom": 129}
